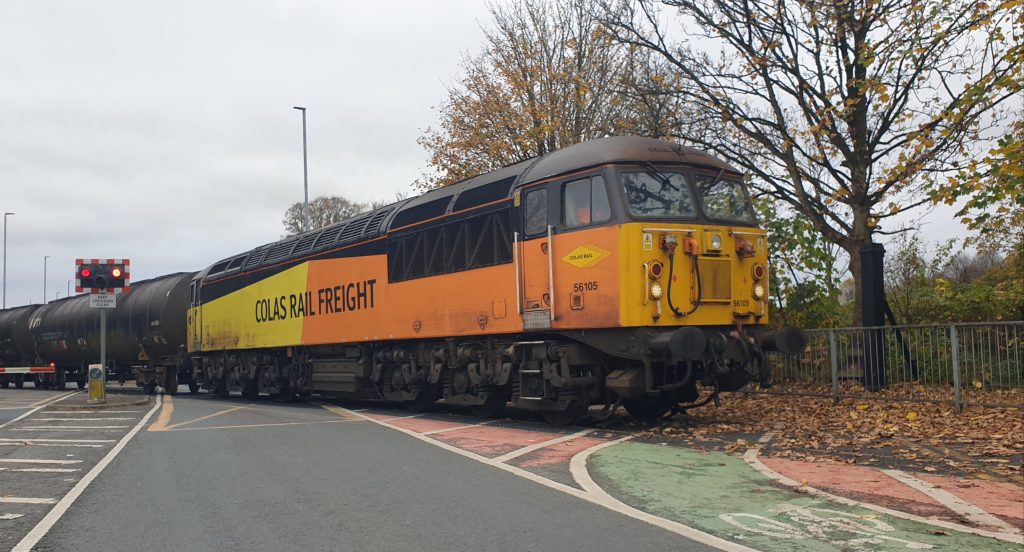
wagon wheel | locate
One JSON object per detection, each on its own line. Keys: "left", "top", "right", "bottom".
{"left": 165, "top": 369, "right": 179, "bottom": 395}
{"left": 14, "top": 375, "right": 24, "bottom": 388}
{"left": 542, "top": 401, "right": 587, "bottom": 426}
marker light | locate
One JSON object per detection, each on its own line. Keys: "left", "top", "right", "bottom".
{"left": 751, "top": 264, "right": 766, "bottom": 281}
{"left": 111, "top": 267, "right": 123, "bottom": 279}
{"left": 752, "top": 283, "right": 766, "bottom": 300}
{"left": 650, "top": 282, "right": 663, "bottom": 300}
{"left": 710, "top": 234, "right": 722, "bottom": 250}
{"left": 80, "top": 268, "right": 92, "bottom": 278}
{"left": 649, "top": 261, "right": 663, "bottom": 279}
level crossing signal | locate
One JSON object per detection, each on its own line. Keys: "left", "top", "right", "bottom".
{"left": 76, "top": 259, "right": 131, "bottom": 294}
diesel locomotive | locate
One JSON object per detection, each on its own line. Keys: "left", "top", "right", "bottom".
{"left": 1, "top": 136, "right": 804, "bottom": 423}
{"left": 187, "top": 136, "right": 804, "bottom": 422}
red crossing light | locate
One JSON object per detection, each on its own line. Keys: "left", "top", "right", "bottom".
{"left": 80, "top": 268, "right": 92, "bottom": 278}
{"left": 111, "top": 267, "right": 123, "bottom": 279}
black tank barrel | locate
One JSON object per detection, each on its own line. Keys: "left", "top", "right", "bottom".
{"left": 28, "top": 272, "right": 195, "bottom": 365}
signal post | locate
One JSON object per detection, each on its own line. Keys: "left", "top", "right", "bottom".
{"left": 76, "top": 259, "right": 130, "bottom": 404}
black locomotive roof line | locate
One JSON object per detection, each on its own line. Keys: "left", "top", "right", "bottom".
{"left": 198, "top": 136, "right": 739, "bottom": 285}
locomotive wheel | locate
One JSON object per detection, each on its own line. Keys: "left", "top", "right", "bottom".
{"left": 541, "top": 401, "right": 587, "bottom": 426}
{"left": 188, "top": 382, "right": 201, "bottom": 394}
{"left": 470, "top": 391, "right": 508, "bottom": 418}
{"left": 404, "top": 389, "right": 435, "bottom": 413}
{"left": 241, "top": 380, "right": 258, "bottom": 401}
{"left": 623, "top": 398, "right": 671, "bottom": 422}
{"left": 213, "top": 380, "right": 229, "bottom": 399}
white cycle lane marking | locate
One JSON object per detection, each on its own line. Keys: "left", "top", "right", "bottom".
{"left": 720, "top": 505, "right": 934, "bottom": 551}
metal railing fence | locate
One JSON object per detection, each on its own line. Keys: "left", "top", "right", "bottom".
{"left": 759, "top": 321, "right": 1024, "bottom": 411}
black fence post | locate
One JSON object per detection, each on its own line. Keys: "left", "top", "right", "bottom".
{"left": 860, "top": 243, "right": 888, "bottom": 391}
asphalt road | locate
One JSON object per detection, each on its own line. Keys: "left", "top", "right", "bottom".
{"left": 24, "top": 392, "right": 711, "bottom": 552}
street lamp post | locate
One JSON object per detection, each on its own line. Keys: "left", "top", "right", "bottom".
{"left": 67, "top": 280, "right": 71, "bottom": 298}
{"left": 2, "top": 212, "right": 12, "bottom": 308}
{"left": 293, "top": 106, "right": 309, "bottom": 232}
{"left": 43, "top": 255, "right": 50, "bottom": 304}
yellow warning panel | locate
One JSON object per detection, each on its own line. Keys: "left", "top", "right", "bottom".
{"left": 561, "top": 244, "right": 611, "bottom": 268}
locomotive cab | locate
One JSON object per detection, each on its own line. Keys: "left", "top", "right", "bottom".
{"left": 511, "top": 147, "right": 805, "bottom": 418}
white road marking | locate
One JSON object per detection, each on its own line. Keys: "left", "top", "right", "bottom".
{"left": 0, "top": 443, "right": 104, "bottom": 448}
{"left": 0, "top": 497, "right": 56, "bottom": 505}
{"left": 491, "top": 429, "right": 594, "bottom": 464}
{"left": 742, "top": 447, "right": 1023, "bottom": 544}
{"left": 45, "top": 410, "right": 141, "bottom": 414}
{"left": 0, "top": 438, "right": 115, "bottom": 443}
{"left": 13, "top": 394, "right": 163, "bottom": 552}
{"left": 330, "top": 405, "right": 753, "bottom": 552}
{"left": 33, "top": 418, "right": 133, "bottom": 421}
{"left": 882, "top": 469, "right": 1018, "bottom": 533}
{"left": 15, "top": 426, "right": 129, "bottom": 431}
{"left": 0, "top": 459, "right": 82, "bottom": 465}
{"left": 378, "top": 413, "right": 425, "bottom": 422}
{"left": 0, "top": 392, "right": 80, "bottom": 430}
{"left": 420, "top": 419, "right": 498, "bottom": 435}
{"left": 757, "top": 432, "right": 774, "bottom": 444}
{"left": 1, "top": 513, "right": 25, "bottom": 520}
{"left": 0, "top": 467, "right": 80, "bottom": 473}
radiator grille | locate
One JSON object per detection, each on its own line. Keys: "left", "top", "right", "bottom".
{"left": 698, "top": 257, "right": 732, "bottom": 301}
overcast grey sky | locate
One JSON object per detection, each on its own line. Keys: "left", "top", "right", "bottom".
{"left": 0, "top": 1, "right": 493, "bottom": 306}
{"left": 0, "top": 1, "right": 977, "bottom": 308}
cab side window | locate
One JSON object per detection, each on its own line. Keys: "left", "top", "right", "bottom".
{"left": 524, "top": 188, "right": 548, "bottom": 236}
{"left": 562, "top": 175, "right": 610, "bottom": 228}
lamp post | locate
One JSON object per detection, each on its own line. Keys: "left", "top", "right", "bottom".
{"left": 43, "top": 255, "right": 50, "bottom": 304}
{"left": 67, "top": 280, "right": 71, "bottom": 298}
{"left": 293, "top": 106, "right": 309, "bottom": 232}
{"left": 2, "top": 212, "right": 12, "bottom": 309}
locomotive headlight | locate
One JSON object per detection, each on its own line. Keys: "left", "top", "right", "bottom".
{"left": 752, "top": 283, "right": 766, "bottom": 300}
{"left": 649, "top": 282, "right": 663, "bottom": 300}
{"left": 710, "top": 233, "right": 723, "bottom": 250}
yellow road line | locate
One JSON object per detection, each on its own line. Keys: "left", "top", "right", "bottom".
{"left": 315, "top": 401, "right": 365, "bottom": 421}
{"left": 158, "top": 405, "right": 250, "bottom": 431}
{"left": 147, "top": 395, "right": 174, "bottom": 432}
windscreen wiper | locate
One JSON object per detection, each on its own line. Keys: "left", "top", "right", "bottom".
{"left": 642, "top": 162, "right": 679, "bottom": 192}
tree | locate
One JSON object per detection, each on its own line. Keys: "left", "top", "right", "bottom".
{"left": 602, "top": 0, "right": 1021, "bottom": 323}
{"left": 933, "top": 6, "right": 1023, "bottom": 255}
{"left": 757, "top": 198, "right": 847, "bottom": 328}
{"left": 281, "top": 196, "right": 367, "bottom": 236}
{"left": 416, "top": 0, "right": 684, "bottom": 189}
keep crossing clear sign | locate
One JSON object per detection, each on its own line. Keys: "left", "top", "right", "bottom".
{"left": 89, "top": 293, "right": 117, "bottom": 309}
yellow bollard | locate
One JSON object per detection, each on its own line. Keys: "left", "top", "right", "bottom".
{"left": 87, "top": 363, "right": 105, "bottom": 404}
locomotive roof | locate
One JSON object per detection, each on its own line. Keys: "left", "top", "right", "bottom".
{"left": 199, "top": 136, "right": 738, "bottom": 281}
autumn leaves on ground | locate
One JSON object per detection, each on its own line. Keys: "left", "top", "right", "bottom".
{"left": 641, "top": 387, "right": 1023, "bottom": 483}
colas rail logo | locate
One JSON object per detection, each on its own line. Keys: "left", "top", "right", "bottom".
{"left": 561, "top": 245, "right": 611, "bottom": 268}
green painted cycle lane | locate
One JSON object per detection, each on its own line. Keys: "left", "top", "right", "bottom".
{"left": 589, "top": 443, "right": 1017, "bottom": 552}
